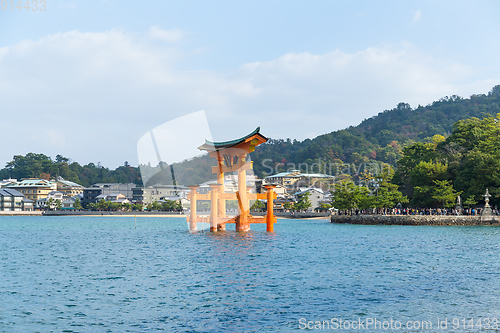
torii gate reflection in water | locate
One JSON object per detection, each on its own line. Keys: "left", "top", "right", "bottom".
{"left": 187, "top": 127, "right": 277, "bottom": 232}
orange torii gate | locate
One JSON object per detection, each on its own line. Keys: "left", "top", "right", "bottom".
{"left": 187, "top": 127, "right": 277, "bottom": 232}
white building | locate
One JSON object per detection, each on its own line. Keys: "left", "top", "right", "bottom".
{"left": 264, "top": 170, "right": 334, "bottom": 190}
{"left": 0, "top": 189, "right": 24, "bottom": 211}
{"left": 293, "top": 188, "right": 325, "bottom": 211}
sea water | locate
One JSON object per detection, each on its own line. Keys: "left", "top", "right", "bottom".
{"left": 1, "top": 216, "right": 500, "bottom": 332}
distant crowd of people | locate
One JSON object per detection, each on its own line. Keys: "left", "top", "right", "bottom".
{"left": 335, "top": 207, "right": 500, "bottom": 216}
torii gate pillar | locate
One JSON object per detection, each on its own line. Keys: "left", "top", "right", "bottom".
{"left": 264, "top": 184, "right": 277, "bottom": 232}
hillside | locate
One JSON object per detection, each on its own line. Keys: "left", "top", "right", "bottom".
{"left": 252, "top": 85, "right": 500, "bottom": 177}
{"left": 0, "top": 154, "right": 142, "bottom": 187}
{"left": 1, "top": 85, "right": 499, "bottom": 186}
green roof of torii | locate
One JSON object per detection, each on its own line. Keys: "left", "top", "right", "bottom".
{"left": 198, "top": 127, "right": 268, "bottom": 151}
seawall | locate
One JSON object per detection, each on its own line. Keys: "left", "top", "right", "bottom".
{"left": 0, "top": 211, "right": 43, "bottom": 216}
{"left": 42, "top": 211, "right": 185, "bottom": 217}
{"left": 331, "top": 214, "right": 500, "bottom": 226}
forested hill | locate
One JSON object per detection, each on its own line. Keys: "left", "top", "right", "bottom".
{"left": 1, "top": 85, "right": 499, "bottom": 186}
{"left": 0, "top": 154, "right": 142, "bottom": 187}
{"left": 252, "top": 85, "right": 500, "bottom": 177}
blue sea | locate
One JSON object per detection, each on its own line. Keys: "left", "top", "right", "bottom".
{"left": 1, "top": 216, "right": 500, "bottom": 332}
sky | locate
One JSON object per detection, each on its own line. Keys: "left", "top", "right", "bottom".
{"left": 0, "top": 0, "right": 499, "bottom": 168}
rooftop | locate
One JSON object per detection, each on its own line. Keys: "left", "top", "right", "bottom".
{"left": 264, "top": 171, "right": 301, "bottom": 179}
{"left": 56, "top": 179, "right": 84, "bottom": 188}
{"left": 198, "top": 127, "right": 268, "bottom": 152}
{"left": 295, "top": 188, "right": 325, "bottom": 195}
{"left": 139, "top": 185, "right": 189, "bottom": 190}
{"left": 7, "top": 179, "right": 55, "bottom": 187}
{"left": 91, "top": 183, "right": 136, "bottom": 188}
{"left": 265, "top": 171, "right": 334, "bottom": 179}
{"left": 107, "top": 193, "right": 125, "bottom": 197}
{"left": 0, "top": 189, "right": 24, "bottom": 197}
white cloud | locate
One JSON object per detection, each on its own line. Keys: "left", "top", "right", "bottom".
{"left": 0, "top": 28, "right": 496, "bottom": 168}
{"left": 413, "top": 9, "right": 422, "bottom": 23}
{"left": 148, "top": 26, "right": 184, "bottom": 42}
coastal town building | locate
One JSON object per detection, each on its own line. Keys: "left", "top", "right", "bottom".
{"left": 96, "top": 192, "right": 131, "bottom": 204}
{"left": 82, "top": 183, "right": 136, "bottom": 207}
{"left": 82, "top": 188, "right": 102, "bottom": 207}
{"left": 223, "top": 174, "right": 259, "bottom": 192}
{"left": 103, "top": 193, "right": 126, "bottom": 201}
{"left": 35, "top": 191, "right": 65, "bottom": 209}
{"left": 273, "top": 197, "right": 295, "bottom": 212}
{"left": 47, "top": 191, "right": 64, "bottom": 201}
{"left": 62, "top": 197, "right": 77, "bottom": 209}
{"left": 92, "top": 183, "right": 136, "bottom": 198}
{"left": 274, "top": 184, "right": 289, "bottom": 196}
{"left": 132, "top": 185, "right": 189, "bottom": 206}
{"left": 6, "top": 179, "right": 57, "bottom": 202}
{"left": 293, "top": 188, "right": 326, "bottom": 211}
{"left": 198, "top": 175, "right": 259, "bottom": 195}
{"left": 44, "top": 193, "right": 83, "bottom": 210}
{"left": 258, "top": 182, "right": 288, "bottom": 196}
{"left": 35, "top": 198, "right": 47, "bottom": 209}
{"left": 156, "top": 197, "right": 189, "bottom": 210}
{"left": 22, "top": 199, "right": 34, "bottom": 211}
{"left": 55, "top": 177, "right": 85, "bottom": 196}
{"left": 264, "top": 170, "right": 334, "bottom": 190}
{"left": 60, "top": 194, "right": 82, "bottom": 209}
{"left": 0, "top": 189, "right": 33, "bottom": 211}
{"left": 0, "top": 189, "right": 24, "bottom": 211}
{"left": 175, "top": 197, "right": 190, "bottom": 210}
{"left": 3, "top": 178, "right": 84, "bottom": 210}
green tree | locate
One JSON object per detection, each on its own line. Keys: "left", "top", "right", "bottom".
{"left": 132, "top": 203, "right": 143, "bottom": 211}
{"left": 372, "top": 170, "right": 409, "bottom": 209}
{"left": 317, "top": 203, "right": 332, "bottom": 211}
{"left": 412, "top": 186, "right": 435, "bottom": 207}
{"left": 161, "top": 200, "right": 180, "bottom": 211}
{"left": 46, "top": 197, "right": 54, "bottom": 210}
{"left": 148, "top": 201, "right": 161, "bottom": 211}
{"left": 97, "top": 199, "right": 108, "bottom": 211}
{"left": 409, "top": 161, "right": 448, "bottom": 187}
{"left": 73, "top": 198, "right": 82, "bottom": 210}
{"left": 293, "top": 192, "right": 312, "bottom": 211}
{"left": 161, "top": 201, "right": 172, "bottom": 211}
{"left": 331, "top": 180, "right": 370, "bottom": 211}
{"left": 463, "top": 195, "right": 478, "bottom": 209}
{"left": 250, "top": 199, "right": 265, "bottom": 212}
{"left": 392, "top": 142, "right": 438, "bottom": 185}
{"left": 108, "top": 202, "right": 121, "bottom": 211}
{"left": 431, "top": 180, "right": 462, "bottom": 208}
{"left": 54, "top": 199, "right": 62, "bottom": 210}
{"left": 282, "top": 202, "right": 292, "bottom": 211}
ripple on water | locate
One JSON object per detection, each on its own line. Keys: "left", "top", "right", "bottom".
{"left": 1, "top": 217, "right": 500, "bottom": 332}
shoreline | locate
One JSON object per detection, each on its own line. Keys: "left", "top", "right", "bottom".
{"left": 331, "top": 214, "right": 499, "bottom": 226}
{"left": 43, "top": 211, "right": 332, "bottom": 220}
{"left": 0, "top": 211, "right": 332, "bottom": 220}
{"left": 0, "top": 211, "right": 43, "bottom": 216}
